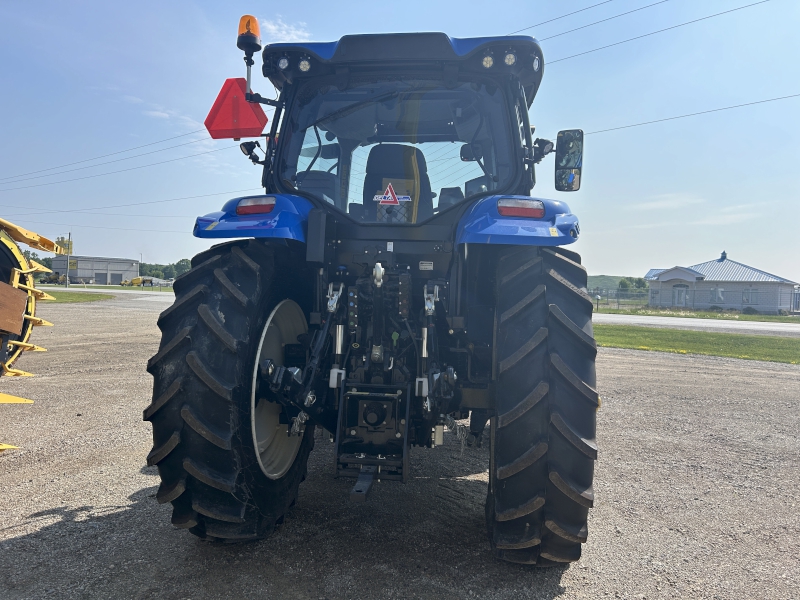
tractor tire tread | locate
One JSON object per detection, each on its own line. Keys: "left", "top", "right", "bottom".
{"left": 498, "top": 327, "right": 547, "bottom": 374}
{"left": 549, "top": 470, "right": 595, "bottom": 508}
{"left": 143, "top": 377, "right": 182, "bottom": 421}
{"left": 486, "top": 245, "right": 597, "bottom": 567}
{"left": 147, "top": 239, "right": 313, "bottom": 544}
{"left": 185, "top": 350, "right": 233, "bottom": 402}
{"left": 180, "top": 404, "right": 232, "bottom": 450}
{"left": 147, "top": 327, "right": 192, "bottom": 373}
{"left": 183, "top": 457, "right": 237, "bottom": 493}
{"left": 500, "top": 285, "right": 545, "bottom": 324}
{"left": 548, "top": 304, "right": 596, "bottom": 354}
{"left": 146, "top": 429, "right": 181, "bottom": 466}
{"left": 545, "top": 518, "right": 588, "bottom": 544}
{"left": 214, "top": 268, "right": 249, "bottom": 307}
{"left": 494, "top": 495, "right": 545, "bottom": 522}
{"left": 156, "top": 284, "right": 208, "bottom": 327}
{"left": 550, "top": 354, "right": 599, "bottom": 406}
{"left": 197, "top": 304, "right": 240, "bottom": 353}
{"left": 551, "top": 412, "right": 598, "bottom": 459}
{"left": 497, "top": 442, "right": 548, "bottom": 480}
{"left": 173, "top": 254, "right": 221, "bottom": 294}
{"left": 496, "top": 382, "right": 548, "bottom": 429}
{"left": 156, "top": 474, "right": 186, "bottom": 504}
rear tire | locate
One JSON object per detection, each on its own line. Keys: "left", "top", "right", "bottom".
{"left": 144, "top": 239, "right": 313, "bottom": 541}
{"left": 486, "top": 245, "right": 598, "bottom": 565}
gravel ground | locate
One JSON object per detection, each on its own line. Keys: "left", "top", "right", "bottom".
{"left": 593, "top": 313, "right": 800, "bottom": 338}
{"left": 1, "top": 296, "right": 798, "bottom": 599}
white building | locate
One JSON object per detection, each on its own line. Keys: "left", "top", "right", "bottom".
{"left": 51, "top": 255, "right": 139, "bottom": 285}
{"left": 644, "top": 252, "right": 797, "bottom": 315}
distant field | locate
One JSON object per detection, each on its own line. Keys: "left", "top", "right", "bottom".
{"left": 587, "top": 275, "right": 629, "bottom": 290}
{"left": 596, "top": 306, "right": 799, "bottom": 323}
{"left": 594, "top": 324, "right": 800, "bottom": 364}
{"left": 41, "top": 291, "right": 115, "bottom": 304}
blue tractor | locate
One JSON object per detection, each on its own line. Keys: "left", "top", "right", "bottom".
{"left": 145, "top": 16, "right": 596, "bottom": 566}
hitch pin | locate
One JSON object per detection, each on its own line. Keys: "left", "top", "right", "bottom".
{"left": 423, "top": 284, "right": 439, "bottom": 316}
{"left": 327, "top": 282, "right": 344, "bottom": 313}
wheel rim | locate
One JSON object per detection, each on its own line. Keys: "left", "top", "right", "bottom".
{"left": 251, "top": 299, "right": 308, "bottom": 480}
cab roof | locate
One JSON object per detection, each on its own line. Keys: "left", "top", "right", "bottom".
{"left": 261, "top": 33, "right": 545, "bottom": 106}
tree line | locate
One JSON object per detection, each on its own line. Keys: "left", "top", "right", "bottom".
{"left": 140, "top": 259, "right": 191, "bottom": 280}
{"left": 617, "top": 277, "right": 648, "bottom": 290}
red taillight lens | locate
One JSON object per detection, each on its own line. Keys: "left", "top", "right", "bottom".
{"left": 497, "top": 199, "right": 545, "bottom": 218}
{"left": 236, "top": 196, "right": 276, "bottom": 215}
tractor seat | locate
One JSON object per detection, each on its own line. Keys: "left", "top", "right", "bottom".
{"left": 361, "top": 145, "right": 433, "bottom": 223}
{"left": 437, "top": 187, "right": 465, "bottom": 210}
{"left": 296, "top": 170, "right": 337, "bottom": 204}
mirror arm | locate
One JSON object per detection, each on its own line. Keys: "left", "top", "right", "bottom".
{"left": 246, "top": 92, "right": 284, "bottom": 108}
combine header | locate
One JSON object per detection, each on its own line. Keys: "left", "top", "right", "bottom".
{"left": 0, "top": 218, "right": 64, "bottom": 450}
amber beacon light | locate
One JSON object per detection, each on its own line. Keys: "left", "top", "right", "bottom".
{"left": 237, "top": 15, "right": 262, "bottom": 54}
{"left": 237, "top": 15, "right": 262, "bottom": 95}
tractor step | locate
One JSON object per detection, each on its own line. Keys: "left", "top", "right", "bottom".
{"left": 349, "top": 465, "right": 377, "bottom": 502}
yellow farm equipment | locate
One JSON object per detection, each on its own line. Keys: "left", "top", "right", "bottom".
{"left": 0, "top": 217, "right": 64, "bottom": 451}
{"left": 122, "top": 276, "right": 153, "bottom": 287}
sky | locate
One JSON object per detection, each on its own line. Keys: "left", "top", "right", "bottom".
{"left": 1, "top": 0, "right": 798, "bottom": 280}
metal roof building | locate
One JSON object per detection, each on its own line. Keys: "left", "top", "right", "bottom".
{"left": 644, "top": 252, "right": 798, "bottom": 314}
{"left": 51, "top": 255, "right": 139, "bottom": 285}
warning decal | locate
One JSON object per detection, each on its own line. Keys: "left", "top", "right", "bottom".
{"left": 374, "top": 182, "right": 411, "bottom": 205}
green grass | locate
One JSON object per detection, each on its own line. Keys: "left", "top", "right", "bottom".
{"left": 39, "top": 284, "right": 173, "bottom": 292}
{"left": 596, "top": 306, "right": 799, "bottom": 323}
{"left": 594, "top": 324, "right": 800, "bottom": 364}
{"left": 41, "top": 291, "right": 115, "bottom": 304}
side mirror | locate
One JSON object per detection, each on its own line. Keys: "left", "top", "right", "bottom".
{"left": 554, "top": 129, "right": 583, "bottom": 192}
{"left": 239, "top": 140, "right": 262, "bottom": 164}
{"left": 460, "top": 143, "right": 483, "bottom": 162}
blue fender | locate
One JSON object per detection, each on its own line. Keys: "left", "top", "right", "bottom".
{"left": 455, "top": 195, "right": 579, "bottom": 246}
{"left": 193, "top": 194, "right": 313, "bottom": 241}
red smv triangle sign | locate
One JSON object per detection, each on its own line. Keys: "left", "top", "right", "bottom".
{"left": 205, "top": 78, "right": 268, "bottom": 139}
{"left": 381, "top": 183, "right": 400, "bottom": 205}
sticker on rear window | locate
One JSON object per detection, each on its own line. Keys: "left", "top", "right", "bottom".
{"left": 374, "top": 182, "right": 411, "bottom": 205}
{"left": 419, "top": 261, "right": 434, "bottom": 271}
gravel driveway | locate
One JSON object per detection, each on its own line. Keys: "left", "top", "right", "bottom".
{"left": 1, "top": 297, "right": 798, "bottom": 599}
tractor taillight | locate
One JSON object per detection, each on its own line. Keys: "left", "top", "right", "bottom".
{"left": 497, "top": 199, "right": 545, "bottom": 218}
{"left": 236, "top": 196, "right": 276, "bottom": 215}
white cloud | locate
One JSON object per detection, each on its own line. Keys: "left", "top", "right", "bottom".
{"left": 630, "top": 222, "right": 674, "bottom": 230}
{"left": 633, "top": 193, "right": 705, "bottom": 211}
{"left": 143, "top": 110, "right": 170, "bottom": 119}
{"left": 721, "top": 202, "right": 759, "bottom": 213}
{"left": 689, "top": 212, "right": 756, "bottom": 226}
{"left": 122, "top": 95, "right": 144, "bottom": 104}
{"left": 260, "top": 17, "right": 311, "bottom": 43}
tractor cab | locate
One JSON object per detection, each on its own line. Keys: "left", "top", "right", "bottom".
{"left": 203, "top": 29, "right": 582, "bottom": 231}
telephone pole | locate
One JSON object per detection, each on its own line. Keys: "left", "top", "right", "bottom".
{"left": 65, "top": 232, "right": 71, "bottom": 288}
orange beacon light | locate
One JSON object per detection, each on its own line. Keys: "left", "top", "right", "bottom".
{"left": 237, "top": 15, "right": 262, "bottom": 54}
{"left": 237, "top": 15, "right": 262, "bottom": 95}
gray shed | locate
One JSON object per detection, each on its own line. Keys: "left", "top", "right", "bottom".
{"left": 51, "top": 255, "right": 139, "bottom": 285}
{"left": 644, "top": 252, "right": 797, "bottom": 314}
